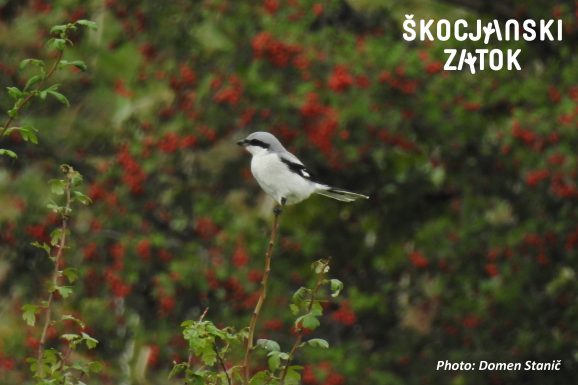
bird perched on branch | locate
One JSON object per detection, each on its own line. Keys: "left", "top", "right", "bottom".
{"left": 237, "top": 131, "right": 369, "bottom": 207}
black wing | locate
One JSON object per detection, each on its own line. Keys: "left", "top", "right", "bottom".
{"left": 279, "top": 156, "right": 314, "bottom": 180}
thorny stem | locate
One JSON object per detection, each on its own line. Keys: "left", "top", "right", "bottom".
{"left": 1, "top": 50, "right": 63, "bottom": 136}
{"left": 37, "top": 166, "right": 72, "bottom": 368}
{"left": 279, "top": 259, "right": 330, "bottom": 385}
{"left": 242, "top": 205, "right": 282, "bottom": 384}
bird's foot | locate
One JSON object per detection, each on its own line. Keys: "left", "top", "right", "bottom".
{"left": 273, "top": 206, "right": 282, "bottom": 216}
{"left": 273, "top": 197, "right": 287, "bottom": 216}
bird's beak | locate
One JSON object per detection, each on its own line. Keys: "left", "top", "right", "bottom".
{"left": 237, "top": 140, "right": 246, "bottom": 146}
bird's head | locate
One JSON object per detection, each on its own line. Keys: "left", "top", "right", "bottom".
{"left": 237, "top": 131, "right": 285, "bottom": 156}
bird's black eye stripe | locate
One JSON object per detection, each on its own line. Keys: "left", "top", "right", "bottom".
{"left": 247, "top": 139, "right": 270, "bottom": 148}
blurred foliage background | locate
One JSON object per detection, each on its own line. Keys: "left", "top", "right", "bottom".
{"left": 1, "top": 0, "right": 577, "bottom": 384}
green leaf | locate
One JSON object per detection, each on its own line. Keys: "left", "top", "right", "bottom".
{"left": 2, "top": 127, "right": 16, "bottom": 136}
{"left": 62, "top": 314, "right": 85, "bottom": 329}
{"left": 168, "top": 362, "right": 188, "bottom": 379}
{"left": 249, "top": 371, "right": 269, "bottom": 385}
{"left": 305, "top": 338, "right": 329, "bottom": 349}
{"left": 292, "top": 287, "right": 310, "bottom": 306}
{"left": 46, "top": 200, "right": 62, "bottom": 214}
{"left": 267, "top": 351, "right": 281, "bottom": 371}
{"left": 289, "top": 303, "right": 300, "bottom": 316}
{"left": 68, "top": 169, "right": 83, "bottom": 186}
{"left": 311, "top": 260, "right": 330, "bottom": 274}
{"left": 43, "top": 83, "right": 59, "bottom": 92}
{"left": 6, "top": 86, "right": 23, "bottom": 100}
{"left": 19, "top": 58, "right": 45, "bottom": 70}
{"left": 31, "top": 241, "right": 51, "bottom": 256}
{"left": 61, "top": 333, "right": 82, "bottom": 349}
{"left": 310, "top": 301, "right": 323, "bottom": 317}
{"left": 4, "top": 126, "right": 38, "bottom": 143}
{"left": 22, "top": 304, "right": 39, "bottom": 326}
{"left": 50, "top": 24, "right": 68, "bottom": 35}
{"left": 0, "top": 149, "right": 17, "bottom": 158}
{"left": 55, "top": 285, "right": 73, "bottom": 298}
{"left": 75, "top": 19, "right": 98, "bottom": 30}
{"left": 297, "top": 313, "right": 320, "bottom": 331}
{"left": 50, "top": 228, "right": 63, "bottom": 246}
{"left": 188, "top": 371, "right": 208, "bottom": 385}
{"left": 24, "top": 75, "right": 43, "bottom": 91}
{"left": 199, "top": 348, "right": 217, "bottom": 366}
{"left": 49, "top": 179, "right": 66, "bottom": 195}
{"left": 73, "top": 191, "right": 92, "bottom": 205}
{"left": 48, "top": 38, "right": 68, "bottom": 51}
{"left": 284, "top": 366, "right": 303, "bottom": 385}
{"left": 63, "top": 333, "right": 98, "bottom": 352}
{"left": 59, "top": 60, "right": 88, "bottom": 72}
{"left": 87, "top": 361, "right": 102, "bottom": 373}
{"left": 71, "top": 361, "right": 90, "bottom": 376}
{"left": 256, "top": 339, "right": 280, "bottom": 352}
{"left": 19, "top": 126, "right": 39, "bottom": 144}
{"left": 47, "top": 90, "right": 70, "bottom": 106}
{"left": 71, "top": 60, "right": 88, "bottom": 71}
{"left": 81, "top": 332, "right": 99, "bottom": 349}
{"left": 330, "top": 279, "right": 344, "bottom": 297}
{"left": 61, "top": 333, "right": 80, "bottom": 342}
{"left": 62, "top": 267, "right": 78, "bottom": 283}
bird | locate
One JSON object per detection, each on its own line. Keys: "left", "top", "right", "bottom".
{"left": 237, "top": 131, "right": 369, "bottom": 207}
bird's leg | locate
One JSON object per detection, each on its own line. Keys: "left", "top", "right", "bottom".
{"left": 273, "top": 197, "right": 287, "bottom": 216}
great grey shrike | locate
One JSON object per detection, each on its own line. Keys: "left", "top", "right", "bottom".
{"left": 237, "top": 131, "right": 369, "bottom": 206}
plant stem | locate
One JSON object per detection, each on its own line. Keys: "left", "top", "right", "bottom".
{"left": 214, "top": 342, "right": 232, "bottom": 385}
{"left": 1, "top": 50, "right": 63, "bottom": 136}
{"left": 279, "top": 259, "right": 329, "bottom": 385}
{"left": 242, "top": 205, "right": 282, "bottom": 384}
{"left": 37, "top": 169, "right": 72, "bottom": 368}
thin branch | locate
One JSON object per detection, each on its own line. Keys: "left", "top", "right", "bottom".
{"left": 214, "top": 342, "right": 232, "bottom": 385}
{"left": 1, "top": 50, "right": 63, "bottom": 136}
{"left": 37, "top": 169, "right": 72, "bottom": 367}
{"left": 242, "top": 205, "right": 282, "bottom": 384}
{"left": 280, "top": 259, "right": 330, "bottom": 385}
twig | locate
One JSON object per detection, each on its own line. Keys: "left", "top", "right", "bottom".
{"left": 37, "top": 168, "right": 72, "bottom": 367}
{"left": 279, "top": 259, "right": 330, "bottom": 385}
{"left": 1, "top": 50, "right": 63, "bottom": 136}
{"left": 214, "top": 342, "right": 232, "bottom": 385}
{"left": 242, "top": 205, "right": 282, "bottom": 384}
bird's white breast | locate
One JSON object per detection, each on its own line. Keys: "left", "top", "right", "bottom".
{"left": 250, "top": 152, "right": 316, "bottom": 205}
